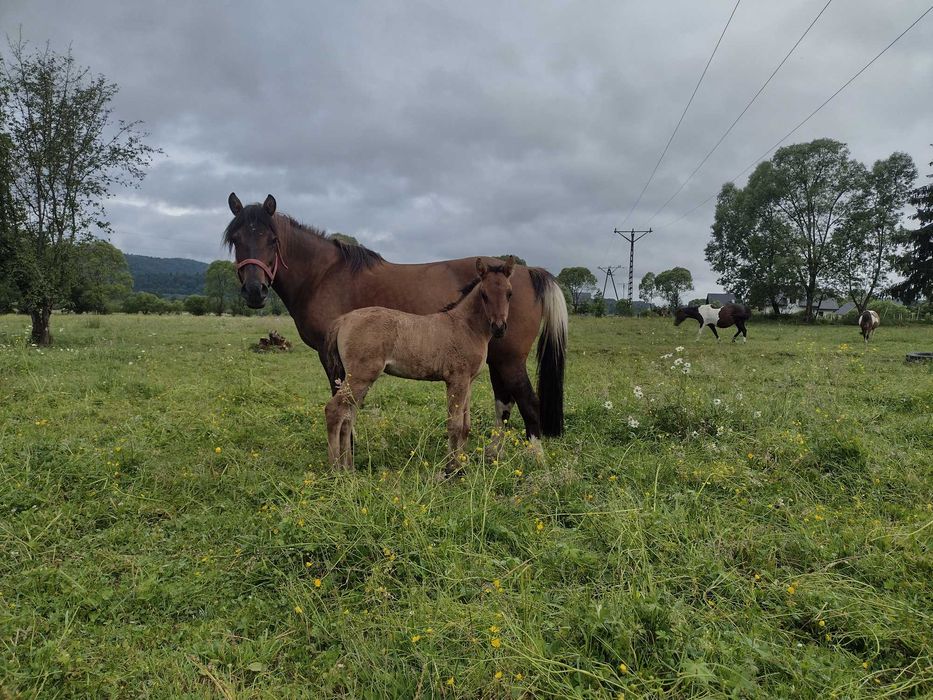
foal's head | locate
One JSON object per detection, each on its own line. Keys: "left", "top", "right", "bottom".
{"left": 477, "top": 256, "right": 515, "bottom": 338}
{"left": 223, "top": 193, "right": 280, "bottom": 309}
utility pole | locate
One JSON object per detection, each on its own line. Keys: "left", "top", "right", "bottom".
{"left": 613, "top": 228, "right": 652, "bottom": 301}
{"left": 597, "top": 265, "right": 622, "bottom": 300}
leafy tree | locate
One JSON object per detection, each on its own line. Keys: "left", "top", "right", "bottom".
{"left": 890, "top": 148, "right": 933, "bottom": 305}
{"left": 557, "top": 267, "right": 596, "bottom": 312}
{"left": 496, "top": 254, "right": 527, "bottom": 266}
{"left": 767, "top": 139, "right": 864, "bottom": 321}
{"left": 591, "top": 291, "right": 606, "bottom": 317}
{"left": 68, "top": 240, "right": 133, "bottom": 313}
{"left": 654, "top": 267, "right": 693, "bottom": 309}
{"left": 0, "top": 40, "right": 157, "bottom": 344}
{"left": 204, "top": 260, "right": 239, "bottom": 315}
{"left": 638, "top": 272, "right": 656, "bottom": 304}
{"left": 614, "top": 298, "right": 633, "bottom": 316}
{"left": 830, "top": 153, "right": 917, "bottom": 313}
{"left": 705, "top": 173, "right": 798, "bottom": 315}
{"left": 688, "top": 298, "right": 707, "bottom": 307}
{"left": 183, "top": 294, "right": 209, "bottom": 316}
{"left": 0, "top": 133, "right": 20, "bottom": 313}
{"left": 123, "top": 292, "right": 165, "bottom": 314}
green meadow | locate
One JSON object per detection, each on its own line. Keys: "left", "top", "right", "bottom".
{"left": 0, "top": 313, "right": 931, "bottom": 698}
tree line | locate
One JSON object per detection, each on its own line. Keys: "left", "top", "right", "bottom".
{"left": 705, "top": 138, "right": 931, "bottom": 320}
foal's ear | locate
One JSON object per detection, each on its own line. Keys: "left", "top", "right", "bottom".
{"left": 503, "top": 255, "right": 515, "bottom": 277}
{"left": 476, "top": 258, "right": 488, "bottom": 276}
{"left": 228, "top": 192, "right": 243, "bottom": 215}
{"left": 263, "top": 194, "right": 277, "bottom": 216}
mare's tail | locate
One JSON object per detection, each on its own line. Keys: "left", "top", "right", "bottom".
{"left": 529, "top": 269, "right": 568, "bottom": 437}
{"left": 324, "top": 322, "right": 346, "bottom": 392}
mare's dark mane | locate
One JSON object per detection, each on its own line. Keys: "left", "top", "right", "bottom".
{"left": 223, "top": 206, "right": 384, "bottom": 274}
{"left": 440, "top": 263, "right": 512, "bottom": 313}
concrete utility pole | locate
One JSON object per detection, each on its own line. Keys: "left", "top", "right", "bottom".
{"left": 613, "top": 228, "right": 652, "bottom": 301}
{"left": 598, "top": 265, "right": 623, "bottom": 300}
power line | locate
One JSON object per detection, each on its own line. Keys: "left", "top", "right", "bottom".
{"left": 647, "top": 0, "right": 834, "bottom": 225}
{"left": 659, "top": 3, "right": 933, "bottom": 231}
{"left": 617, "top": 0, "right": 742, "bottom": 229}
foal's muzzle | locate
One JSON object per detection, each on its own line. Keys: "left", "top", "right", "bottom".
{"left": 491, "top": 321, "right": 507, "bottom": 338}
{"left": 241, "top": 279, "right": 269, "bottom": 308}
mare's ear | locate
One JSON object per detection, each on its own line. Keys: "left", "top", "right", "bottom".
{"left": 263, "top": 194, "right": 277, "bottom": 216}
{"left": 503, "top": 255, "right": 515, "bottom": 277}
{"left": 228, "top": 192, "right": 243, "bottom": 215}
{"left": 476, "top": 258, "right": 488, "bottom": 276}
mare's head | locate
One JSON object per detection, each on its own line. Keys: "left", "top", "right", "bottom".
{"left": 673, "top": 305, "right": 701, "bottom": 326}
{"left": 477, "top": 256, "right": 515, "bottom": 338}
{"left": 223, "top": 193, "right": 281, "bottom": 308}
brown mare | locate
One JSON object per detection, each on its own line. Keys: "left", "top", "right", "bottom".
{"left": 859, "top": 310, "right": 880, "bottom": 343}
{"left": 222, "top": 194, "right": 568, "bottom": 444}
{"left": 325, "top": 258, "right": 514, "bottom": 472}
{"left": 674, "top": 303, "right": 751, "bottom": 342}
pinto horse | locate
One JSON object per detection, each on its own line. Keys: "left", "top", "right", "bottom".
{"left": 674, "top": 303, "right": 751, "bottom": 342}
{"left": 859, "top": 310, "right": 880, "bottom": 343}
{"left": 325, "top": 258, "right": 514, "bottom": 472}
{"left": 222, "top": 194, "right": 568, "bottom": 446}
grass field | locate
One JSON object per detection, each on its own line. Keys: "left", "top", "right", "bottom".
{"left": 1, "top": 313, "right": 931, "bottom": 698}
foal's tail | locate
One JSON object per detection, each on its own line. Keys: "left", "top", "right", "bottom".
{"left": 529, "top": 269, "right": 568, "bottom": 437}
{"left": 324, "top": 322, "right": 346, "bottom": 391}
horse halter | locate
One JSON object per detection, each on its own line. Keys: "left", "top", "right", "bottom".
{"left": 236, "top": 247, "right": 288, "bottom": 285}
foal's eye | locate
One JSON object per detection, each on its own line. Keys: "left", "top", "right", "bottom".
{"left": 481, "top": 292, "right": 488, "bottom": 302}
{"left": 507, "top": 291, "right": 512, "bottom": 300}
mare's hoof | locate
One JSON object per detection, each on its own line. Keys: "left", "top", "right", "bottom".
{"left": 525, "top": 438, "right": 546, "bottom": 463}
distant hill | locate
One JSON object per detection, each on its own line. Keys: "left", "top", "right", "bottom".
{"left": 125, "top": 254, "right": 209, "bottom": 297}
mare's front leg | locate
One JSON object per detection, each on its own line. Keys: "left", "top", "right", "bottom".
{"left": 485, "top": 363, "right": 513, "bottom": 460}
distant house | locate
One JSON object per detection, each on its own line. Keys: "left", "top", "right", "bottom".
{"left": 813, "top": 298, "right": 840, "bottom": 317}
{"left": 706, "top": 292, "right": 736, "bottom": 306}
{"left": 836, "top": 301, "right": 857, "bottom": 316}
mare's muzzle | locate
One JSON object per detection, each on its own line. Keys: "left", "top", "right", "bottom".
{"left": 241, "top": 278, "right": 268, "bottom": 308}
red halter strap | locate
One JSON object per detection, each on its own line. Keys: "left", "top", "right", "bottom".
{"left": 236, "top": 247, "right": 288, "bottom": 285}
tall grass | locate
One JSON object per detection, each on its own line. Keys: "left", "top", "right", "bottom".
{"left": 0, "top": 314, "right": 930, "bottom": 697}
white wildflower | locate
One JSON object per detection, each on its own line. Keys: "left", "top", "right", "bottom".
{"left": 675, "top": 346, "right": 684, "bottom": 352}
{"left": 682, "top": 366, "right": 690, "bottom": 375}
{"left": 754, "top": 411, "right": 762, "bottom": 418}
{"left": 633, "top": 386, "right": 644, "bottom": 399}
{"left": 716, "top": 425, "right": 725, "bottom": 436}
{"left": 604, "top": 400, "right": 613, "bottom": 410}
{"left": 661, "top": 353, "right": 673, "bottom": 359}
{"left": 736, "top": 392, "right": 743, "bottom": 401}
{"left": 713, "top": 398, "right": 722, "bottom": 406}
{"left": 674, "top": 357, "right": 684, "bottom": 366}
{"left": 691, "top": 430, "right": 700, "bottom": 438}
{"left": 627, "top": 416, "right": 639, "bottom": 428}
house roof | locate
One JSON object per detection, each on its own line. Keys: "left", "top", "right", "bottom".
{"left": 836, "top": 301, "right": 857, "bottom": 315}
{"left": 815, "top": 298, "right": 840, "bottom": 311}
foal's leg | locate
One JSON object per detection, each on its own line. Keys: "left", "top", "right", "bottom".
{"left": 325, "top": 392, "right": 350, "bottom": 469}
{"left": 444, "top": 380, "right": 470, "bottom": 474}
{"left": 339, "top": 375, "right": 376, "bottom": 470}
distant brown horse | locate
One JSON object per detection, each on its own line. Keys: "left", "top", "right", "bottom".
{"left": 859, "top": 310, "right": 880, "bottom": 343}
{"left": 674, "top": 303, "right": 751, "bottom": 342}
{"left": 325, "top": 257, "right": 514, "bottom": 472}
{"left": 222, "top": 194, "right": 567, "bottom": 446}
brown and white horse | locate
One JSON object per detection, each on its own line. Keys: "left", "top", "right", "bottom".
{"left": 674, "top": 303, "right": 751, "bottom": 342}
{"left": 325, "top": 258, "right": 514, "bottom": 472}
{"left": 859, "top": 310, "right": 880, "bottom": 343}
{"left": 222, "top": 194, "right": 568, "bottom": 446}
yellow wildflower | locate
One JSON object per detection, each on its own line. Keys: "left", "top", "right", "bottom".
{"left": 618, "top": 662, "right": 628, "bottom": 673}
{"left": 214, "top": 447, "right": 222, "bottom": 454}
{"left": 446, "top": 677, "right": 455, "bottom": 686}
{"left": 313, "top": 578, "right": 322, "bottom": 588}
{"left": 494, "top": 671, "right": 503, "bottom": 680}
{"left": 491, "top": 637, "right": 501, "bottom": 648}
{"left": 411, "top": 635, "right": 422, "bottom": 643}
{"left": 294, "top": 605, "right": 303, "bottom": 614}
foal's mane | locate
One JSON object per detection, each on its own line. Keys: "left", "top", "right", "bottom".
{"left": 223, "top": 206, "right": 384, "bottom": 274}
{"left": 439, "top": 263, "right": 512, "bottom": 312}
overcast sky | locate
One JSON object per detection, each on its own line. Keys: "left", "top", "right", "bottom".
{"left": 3, "top": 0, "right": 931, "bottom": 297}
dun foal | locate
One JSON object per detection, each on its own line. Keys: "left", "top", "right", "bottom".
{"left": 859, "top": 310, "right": 880, "bottom": 343}
{"left": 324, "top": 257, "right": 514, "bottom": 472}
